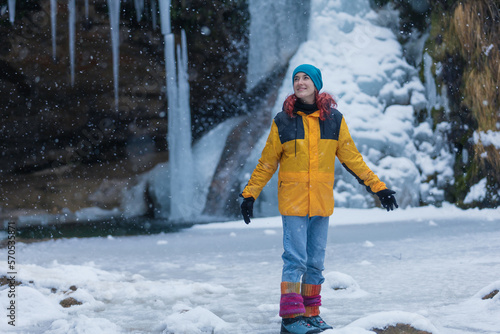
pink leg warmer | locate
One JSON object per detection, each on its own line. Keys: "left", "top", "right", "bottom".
{"left": 279, "top": 282, "right": 305, "bottom": 318}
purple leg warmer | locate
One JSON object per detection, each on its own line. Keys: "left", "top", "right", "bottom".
{"left": 279, "top": 293, "right": 306, "bottom": 318}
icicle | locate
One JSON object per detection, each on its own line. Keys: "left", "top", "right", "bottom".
{"left": 68, "top": 0, "right": 76, "bottom": 85}
{"left": 165, "top": 36, "right": 178, "bottom": 108}
{"left": 165, "top": 33, "right": 183, "bottom": 220}
{"left": 50, "top": 0, "right": 57, "bottom": 61}
{"left": 8, "top": 0, "right": 15, "bottom": 24}
{"left": 85, "top": 0, "right": 89, "bottom": 19}
{"left": 134, "top": 0, "right": 144, "bottom": 22}
{"left": 159, "top": 0, "right": 194, "bottom": 221}
{"left": 177, "top": 30, "right": 190, "bottom": 127}
{"left": 107, "top": 0, "right": 121, "bottom": 109}
{"left": 175, "top": 29, "right": 194, "bottom": 218}
{"left": 165, "top": 34, "right": 178, "bottom": 118}
{"left": 151, "top": 0, "right": 157, "bottom": 29}
{"left": 158, "top": 0, "right": 171, "bottom": 35}
{"left": 423, "top": 52, "right": 437, "bottom": 118}
{"left": 180, "top": 30, "right": 188, "bottom": 77}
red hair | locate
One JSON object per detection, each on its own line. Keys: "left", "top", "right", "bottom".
{"left": 283, "top": 91, "right": 337, "bottom": 121}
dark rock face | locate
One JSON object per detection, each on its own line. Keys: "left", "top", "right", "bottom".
{"left": 0, "top": 0, "right": 249, "bottom": 175}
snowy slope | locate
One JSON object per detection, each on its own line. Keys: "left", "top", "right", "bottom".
{"left": 1, "top": 206, "right": 499, "bottom": 333}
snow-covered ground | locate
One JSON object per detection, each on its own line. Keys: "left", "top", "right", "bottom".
{"left": 1, "top": 205, "right": 499, "bottom": 333}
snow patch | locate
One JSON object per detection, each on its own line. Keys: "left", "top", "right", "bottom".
{"left": 324, "top": 271, "right": 369, "bottom": 298}
{"left": 161, "top": 305, "right": 229, "bottom": 334}
{"left": 0, "top": 286, "right": 64, "bottom": 330}
{"left": 343, "top": 311, "right": 439, "bottom": 333}
{"left": 362, "top": 240, "right": 374, "bottom": 247}
{"left": 464, "top": 178, "right": 488, "bottom": 204}
{"left": 46, "top": 315, "right": 121, "bottom": 334}
{"left": 473, "top": 130, "right": 500, "bottom": 149}
{"left": 433, "top": 281, "right": 500, "bottom": 333}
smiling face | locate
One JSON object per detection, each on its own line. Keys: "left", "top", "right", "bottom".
{"left": 293, "top": 72, "right": 316, "bottom": 104}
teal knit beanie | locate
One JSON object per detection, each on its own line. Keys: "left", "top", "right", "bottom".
{"left": 292, "top": 64, "right": 323, "bottom": 91}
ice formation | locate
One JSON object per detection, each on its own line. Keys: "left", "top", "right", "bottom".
{"left": 246, "top": 0, "right": 310, "bottom": 91}
{"left": 159, "top": 0, "right": 194, "bottom": 221}
{"left": 107, "top": 0, "right": 121, "bottom": 108}
{"left": 68, "top": 0, "right": 76, "bottom": 86}
{"left": 50, "top": 0, "right": 57, "bottom": 61}
{"left": 8, "top": 0, "right": 15, "bottom": 24}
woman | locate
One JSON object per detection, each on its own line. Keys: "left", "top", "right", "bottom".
{"left": 240, "top": 64, "right": 398, "bottom": 334}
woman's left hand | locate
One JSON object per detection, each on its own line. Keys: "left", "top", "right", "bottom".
{"left": 376, "top": 189, "right": 398, "bottom": 211}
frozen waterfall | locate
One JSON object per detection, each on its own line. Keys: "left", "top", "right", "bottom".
{"left": 246, "top": 0, "right": 310, "bottom": 91}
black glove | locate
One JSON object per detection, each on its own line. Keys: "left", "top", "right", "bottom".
{"left": 376, "top": 189, "right": 398, "bottom": 211}
{"left": 240, "top": 197, "right": 255, "bottom": 224}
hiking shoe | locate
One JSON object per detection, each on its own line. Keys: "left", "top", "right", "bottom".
{"left": 306, "top": 316, "right": 333, "bottom": 331}
{"left": 281, "top": 316, "right": 323, "bottom": 334}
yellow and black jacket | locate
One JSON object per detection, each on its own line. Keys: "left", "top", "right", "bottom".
{"left": 242, "top": 107, "right": 387, "bottom": 217}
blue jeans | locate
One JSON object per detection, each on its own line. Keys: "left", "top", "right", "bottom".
{"left": 281, "top": 215, "right": 330, "bottom": 285}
